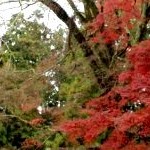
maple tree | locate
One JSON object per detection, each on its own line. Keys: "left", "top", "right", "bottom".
{"left": 0, "top": 0, "right": 150, "bottom": 149}
{"left": 60, "top": 0, "right": 150, "bottom": 149}
{"left": 60, "top": 39, "right": 150, "bottom": 149}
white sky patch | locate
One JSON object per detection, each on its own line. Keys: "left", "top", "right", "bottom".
{"left": 37, "top": 105, "right": 44, "bottom": 114}
{"left": 0, "top": 0, "right": 84, "bottom": 36}
{"left": 55, "top": 86, "right": 59, "bottom": 91}
{"left": 46, "top": 34, "right": 50, "bottom": 39}
{"left": 51, "top": 80, "right": 56, "bottom": 85}
{"left": 50, "top": 45, "right": 55, "bottom": 50}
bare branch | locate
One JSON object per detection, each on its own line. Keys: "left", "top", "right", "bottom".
{"left": 66, "top": 0, "right": 87, "bottom": 23}
{"left": 0, "top": 0, "right": 38, "bottom": 11}
{"left": 22, "top": 1, "right": 38, "bottom": 10}
{"left": 39, "top": 0, "right": 104, "bottom": 88}
{"left": 0, "top": 114, "right": 29, "bottom": 124}
{"left": 0, "top": 0, "right": 19, "bottom": 5}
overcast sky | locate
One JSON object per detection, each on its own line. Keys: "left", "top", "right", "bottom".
{"left": 0, "top": 0, "right": 84, "bottom": 36}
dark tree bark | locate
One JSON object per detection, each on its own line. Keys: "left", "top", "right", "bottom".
{"left": 139, "top": 3, "right": 150, "bottom": 41}
{"left": 66, "top": 0, "right": 87, "bottom": 23}
{"left": 81, "top": 0, "right": 99, "bottom": 20}
{"left": 39, "top": 1, "right": 105, "bottom": 85}
{"left": 66, "top": 0, "right": 99, "bottom": 23}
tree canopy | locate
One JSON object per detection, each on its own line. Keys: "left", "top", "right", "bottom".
{"left": 0, "top": 0, "right": 150, "bottom": 149}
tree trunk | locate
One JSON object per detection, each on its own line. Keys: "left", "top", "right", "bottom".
{"left": 66, "top": 0, "right": 87, "bottom": 23}
{"left": 39, "top": 0, "right": 113, "bottom": 94}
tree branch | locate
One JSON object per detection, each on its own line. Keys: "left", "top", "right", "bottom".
{"left": 39, "top": 0, "right": 106, "bottom": 89}
{"left": 0, "top": 0, "right": 38, "bottom": 11}
{"left": 66, "top": 0, "right": 87, "bottom": 23}
{"left": 0, "top": 0, "right": 18, "bottom": 5}
{"left": 81, "top": 0, "right": 98, "bottom": 20}
{"left": 1, "top": 114, "right": 29, "bottom": 124}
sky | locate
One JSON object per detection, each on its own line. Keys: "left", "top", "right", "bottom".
{"left": 0, "top": 0, "right": 84, "bottom": 36}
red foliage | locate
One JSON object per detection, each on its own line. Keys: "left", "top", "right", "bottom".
{"left": 122, "top": 141, "right": 150, "bottom": 150}
{"left": 59, "top": 0, "right": 150, "bottom": 148}
{"left": 101, "top": 29, "right": 120, "bottom": 44}
{"left": 29, "top": 118, "right": 45, "bottom": 126}
{"left": 100, "top": 130, "right": 129, "bottom": 150}
{"left": 60, "top": 39, "right": 150, "bottom": 149}
{"left": 21, "top": 138, "right": 43, "bottom": 150}
{"left": 89, "top": 0, "right": 143, "bottom": 47}
{"left": 127, "top": 40, "right": 150, "bottom": 74}
{"left": 60, "top": 113, "right": 113, "bottom": 143}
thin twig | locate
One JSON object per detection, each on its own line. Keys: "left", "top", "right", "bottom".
{"left": 0, "top": 1, "right": 38, "bottom": 11}
{"left": 0, "top": 114, "right": 29, "bottom": 124}
{"left": 0, "top": 0, "right": 19, "bottom": 5}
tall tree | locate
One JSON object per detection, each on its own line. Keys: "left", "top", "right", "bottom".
{"left": 38, "top": 0, "right": 114, "bottom": 93}
{"left": 1, "top": 0, "right": 150, "bottom": 94}
{"left": 0, "top": 13, "right": 67, "bottom": 149}
{"left": 2, "top": 13, "right": 51, "bottom": 70}
{"left": 60, "top": 0, "right": 150, "bottom": 149}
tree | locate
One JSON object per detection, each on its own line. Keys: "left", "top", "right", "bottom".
{"left": 1, "top": 13, "right": 51, "bottom": 70}
{"left": 0, "top": 11, "right": 70, "bottom": 111}
{"left": 0, "top": 13, "right": 67, "bottom": 149}
{"left": 1, "top": 0, "right": 150, "bottom": 94}
{"left": 2, "top": 0, "right": 115, "bottom": 93}
{"left": 38, "top": 0, "right": 108, "bottom": 92}
{"left": 0, "top": 0, "right": 150, "bottom": 149}
{"left": 60, "top": 38, "right": 150, "bottom": 150}
{"left": 60, "top": 0, "right": 150, "bottom": 149}
{"left": 36, "top": 0, "right": 149, "bottom": 94}
{"left": 58, "top": 44, "right": 101, "bottom": 119}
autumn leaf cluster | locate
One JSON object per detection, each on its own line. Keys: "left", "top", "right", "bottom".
{"left": 60, "top": 0, "right": 150, "bottom": 149}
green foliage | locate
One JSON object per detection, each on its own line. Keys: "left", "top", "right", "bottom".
{"left": 0, "top": 122, "right": 7, "bottom": 146}
{"left": 1, "top": 13, "right": 51, "bottom": 70}
{"left": 56, "top": 45, "right": 101, "bottom": 119}
{"left": 44, "top": 132, "right": 66, "bottom": 149}
{"left": 42, "top": 87, "right": 62, "bottom": 107}
{"left": 63, "top": 103, "right": 80, "bottom": 119}
{"left": 0, "top": 118, "right": 36, "bottom": 149}
{"left": 59, "top": 48, "right": 101, "bottom": 105}
{"left": 0, "top": 1, "right": 122, "bottom": 148}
